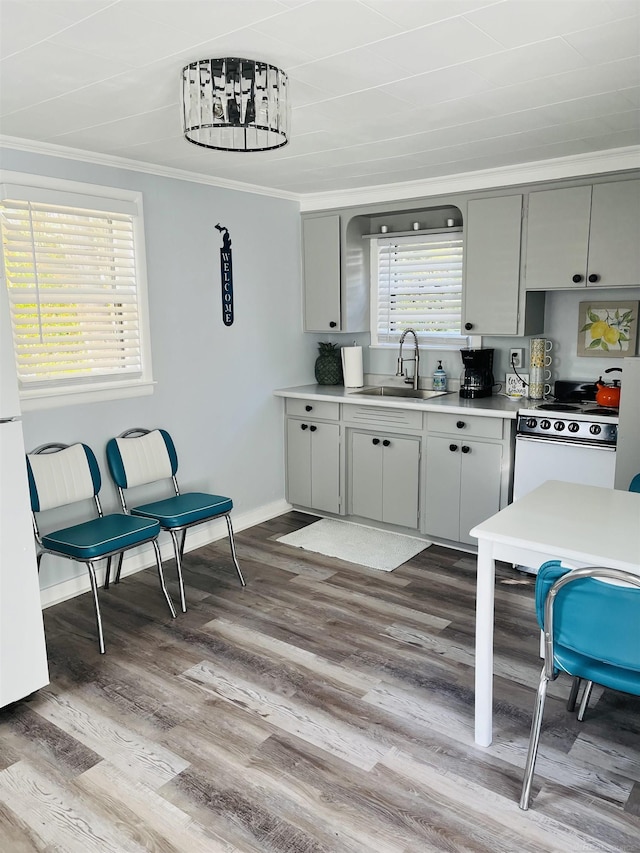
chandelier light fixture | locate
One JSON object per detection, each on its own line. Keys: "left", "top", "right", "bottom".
{"left": 181, "top": 58, "right": 289, "bottom": 152}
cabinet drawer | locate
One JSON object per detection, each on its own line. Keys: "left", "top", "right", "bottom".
{"left": 286, "top": 399, "right": 340, "bottom": 420}
{"left": 428, "top": 412, "right": 503, "bottom": 439}
{"left": 343, "top": 405, "right": 423, "bottom": 430}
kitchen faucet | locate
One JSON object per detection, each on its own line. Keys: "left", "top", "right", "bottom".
{"left": 396, "top": 328, "right": 420, "bottom": 390}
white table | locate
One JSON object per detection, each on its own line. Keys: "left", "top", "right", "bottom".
{"left": 470, "top": 480, "right": 640, "bottom": 747}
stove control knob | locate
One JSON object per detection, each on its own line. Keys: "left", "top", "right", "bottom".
{"left": 526, "top": 418, "right": 537, "bottom": 428}
{"left": 590, "top": 424, "right": 602, "bottom": 435}
{"left": 554, "top": 421, "right": 565, "bottom": 431}
{"left": 540, "top": 419, "right": 551, "bottom": 430}
{"left": 568, "top": 422, "right": 580, "bottom": 433}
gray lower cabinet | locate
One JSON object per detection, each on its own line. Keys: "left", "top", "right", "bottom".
{"left": 286, "top": 418, "right": 341, "bottom": 514}
{"left": 280, "top": 395, "right": 513, "bottom": 547}
{"left": 349, "top": 431, "right": 420, "bottom": 529}
{"left": 424, "top": 436, "right": 502, "bottom": 545}
{"left": 424, "top": 412, "right": 508, "bottom": 546}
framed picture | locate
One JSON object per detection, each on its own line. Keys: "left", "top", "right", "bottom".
{"left": 577, "top": 300, "right": 638, "bottom": 358}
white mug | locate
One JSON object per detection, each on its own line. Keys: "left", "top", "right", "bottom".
{"left": 544, "top": 355, "right": 553, "bottom": 367}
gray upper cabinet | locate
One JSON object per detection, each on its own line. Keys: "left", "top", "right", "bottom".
{"left": 302, "top": 214, "right": 342, "bottom": 332}
{"left": 302, "top": 213, "right": 369, "bottom": 333}
{"left": 525, "top": 180, "right": 640, "bottom": 290}
{"left": 463, "top": 194, "right": 543, "bottom": 336}
{"left": 587, "top": 180, "right": 640, "bottom": 287}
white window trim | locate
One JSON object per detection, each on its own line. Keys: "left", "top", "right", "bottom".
{"left": 369, "top": 230, "right": 468, "bottom": 349}
{"left": 0, "top": 171, "right": 154, "bottom": 410}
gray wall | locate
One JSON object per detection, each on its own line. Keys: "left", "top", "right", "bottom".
{"left": 1, "top": 146, "right": 317, "bottom": 594}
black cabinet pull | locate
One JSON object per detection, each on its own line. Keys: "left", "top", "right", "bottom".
{"left": 329, "top": 321, "right": 337, "bottom": 328}
{"left": 588, "top": 273, "right": 599, "bottom": 283}
{"left": 372, "top": 438, "right": 380, "bottom": 445}
{"left": 572, "top": 274, "right": 583, "bottom": 283}
{"left": 456, "top": 420, "right": 465, "bottom": 429}
{"left": 461, "top": 445, "right": 470, "bottom": 453}
{"left": 305, "top": 404, "right": 312, "bottom": 412}
{"left": 449, "top": 443, "right": 458, "bottom": 452}
{"left": 382, "top": 439, "right": 391, "bottom": 447}
{"left": 309, "top": 425, "right": 317, "bottom": 432}
{"left": 464, "top": 322, "right": 473, "bottom": 331}
{"left": 301, "top": 423, "right": 308, "bottom": 430}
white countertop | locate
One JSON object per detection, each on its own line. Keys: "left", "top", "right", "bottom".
{"left": 274, "top": 384, "right": 522, "bottom": 419}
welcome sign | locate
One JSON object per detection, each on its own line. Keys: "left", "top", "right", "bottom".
{"left": 215, "top": 222, "right": 234, "bottom": 326}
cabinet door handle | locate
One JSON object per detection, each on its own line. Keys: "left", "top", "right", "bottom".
{"left": 372, "top": 438, "right": 380, "bottom": 445}
{"left": 449, "top": 443, "right": 458, "bottom": 452}
{"left": 309, "top": 425, "right": 317, "bottom": 432}
{"left": 572, "top": 273, "right": 584, "bottom": 283}
{"left": 461, "top": 445, "right": 471, "bottom": 453}
{"left": 301, "top": 423, "right": 308, "bottom": 430}
{"left": 382, "top": 439, "right": 391, "bottom": 447}
{"left": 456, "top": 420, "right": 465, "bottom": 429}
{"left": 305, "top": 404, "right": 313, "bottom": 412}
{"left": 588, "top": 273, "right": 600, "bottom": 283}
{"left": 329, "top": 321, "right": 337, "bottom": 328}
{"left": 464, "top": 322, "right": 473, "bottom": 331}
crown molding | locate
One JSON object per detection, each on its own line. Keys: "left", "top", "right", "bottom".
{"left": 0, "top": 135, "right": 300, "bottom": 202}
{"left": 298, "top": 146, "right": 640, "bottom": 212}
{"left": 1, "top": 135, "right": 638, "bottom": 212}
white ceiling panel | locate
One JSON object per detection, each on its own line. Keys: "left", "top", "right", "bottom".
{"left": 466, "top": 0, "right": 627, "bottom": 49}
{"left": 565, "top": 16, "right": 640, "bottom": 63}
{"left": 465, "top": 38, "right": 588, "bottom": 87}
{"left": 250, "top": 1, "right": 402, "bottom": 58}
{"left": 0, "top": 0, "right": 637, "bottom": 197}
{"left": 373, "top": 17, "right": 504, "bottom": 74}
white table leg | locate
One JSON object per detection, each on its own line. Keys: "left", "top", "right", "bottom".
{"left": 475, "top": 539, "right": 496, "bottom": 747}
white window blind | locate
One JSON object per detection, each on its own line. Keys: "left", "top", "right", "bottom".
{"left": 1, "top": 196, "right": 143, "bottom": 387}
{"left": 373, "top": 231, "right": 464, "bottom": 344}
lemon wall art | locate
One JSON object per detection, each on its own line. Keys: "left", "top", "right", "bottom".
{"left": 577, "top": 300, "right": 638, "bottom": 358}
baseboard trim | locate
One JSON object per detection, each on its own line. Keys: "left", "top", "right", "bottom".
{"left": 39, "top": 499, "right": 292, "bottom": 610}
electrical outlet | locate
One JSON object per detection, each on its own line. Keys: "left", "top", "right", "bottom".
{"left": 509, "top": 348, "right": 525, "bottom": 369}
{"left": 505, "top": 372, "right": 528, "bottom": 398}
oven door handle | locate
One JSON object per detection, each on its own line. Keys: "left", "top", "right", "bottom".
{"left": 515, "top": 435, "right": 616, "bottom": 451}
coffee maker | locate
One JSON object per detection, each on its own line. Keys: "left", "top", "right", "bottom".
{"left": 459, "top": 348, "right": 495, "bottom": 398}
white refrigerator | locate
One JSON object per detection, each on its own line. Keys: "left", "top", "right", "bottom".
{"left": 0, "top": 284, "right": 49, "bottom": 707}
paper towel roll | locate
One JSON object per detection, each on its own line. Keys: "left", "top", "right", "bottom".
{"left": 341, "top": 346, "right": 364, "bottom": 388}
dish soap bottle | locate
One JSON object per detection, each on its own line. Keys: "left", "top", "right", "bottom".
{"left": 433, "top": 360, "right": 447, "bottom": 391}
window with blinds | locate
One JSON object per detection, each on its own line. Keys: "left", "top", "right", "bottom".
{"left": 0, "top": 183, "right": 150, "bottom": 396}
{"left": 372, "top": 231, "right": 464, "bottom": 345}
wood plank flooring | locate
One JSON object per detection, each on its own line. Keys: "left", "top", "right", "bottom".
{"left": 1, "top": 511, "right": 638, "bottom": 852}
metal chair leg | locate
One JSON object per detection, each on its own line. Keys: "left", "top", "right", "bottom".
{"left": 179, "top": 530, "right": 187, "bottom": 561}
{"left": 225, "top": 514, "right": 245, "bottom": 587}
{"left": 169, "top": 530, "right": 187, "bottom": 613}
{"left": 577, "top": 680, "right": 594, "bottom": 722}
{"left": 114, "top": 552, "right": 124, "bottom": 584}
{"left": 520, "top": 666, "right": 549, "bottom": 810}
{"left": 567, "top": 676, "right": 581, "bottom": 711}
{"left": 152, "top": 539, "right": 176, "bottom": 619}
{"left": 86, "top": 561, "right": 105, "bottom": 654}
{"left": 104, "top": 556, "right": 112, "bottom": 590}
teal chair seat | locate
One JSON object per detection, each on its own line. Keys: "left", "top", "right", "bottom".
{"left": 131, "top": 493, "right": 233, "bottom": 528}
{"left": 42, "top": 514, "right": 160, "bottom": 562}
{"left": 520, "top": 560, "right": 640, "bottom": 810}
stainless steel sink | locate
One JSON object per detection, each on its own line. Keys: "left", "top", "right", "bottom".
{"left": 352, "top": 386, "right": 451, "bottom": 399}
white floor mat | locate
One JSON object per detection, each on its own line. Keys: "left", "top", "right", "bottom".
{"left": 276, "top": 518, "right": 430, "bottom": 572}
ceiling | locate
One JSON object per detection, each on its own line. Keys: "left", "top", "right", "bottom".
{"left": 0, "top": 0, "right": 639, "bottom": 199}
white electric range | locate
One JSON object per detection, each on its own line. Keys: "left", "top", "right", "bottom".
{"left": 512, "top": 382, "right": 619, "bottom": 572}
